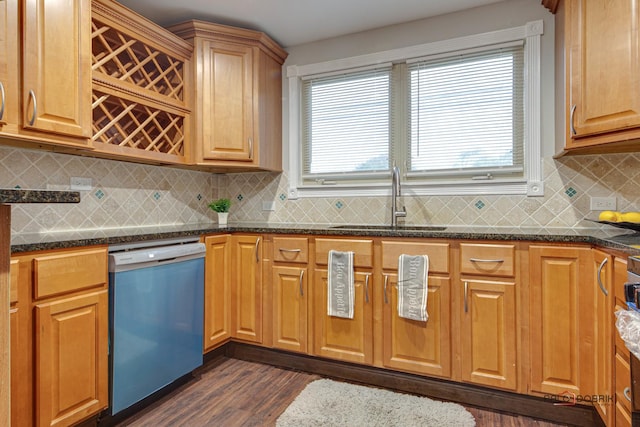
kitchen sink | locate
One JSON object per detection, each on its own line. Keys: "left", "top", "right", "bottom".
{"left": 330, "top": 224, "right": 447, "bottom": 231}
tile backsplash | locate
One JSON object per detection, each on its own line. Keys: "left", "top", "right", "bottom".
{"left": 226, "top": 153, "right": 640, "bottom": 228}
{"left": 2, "top": 145, "right": 639, "bottom": 234}
{"left": 1, "top": 146, "right": 219, "bottom": 234}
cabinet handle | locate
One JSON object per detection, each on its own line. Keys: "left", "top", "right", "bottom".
{"left": 255, "top": 237, "right": 261, "bottom": 263}
{"left": 365, "top": 274, "right": 370, "bottom": 304}
{"left": 299, "top": 270, "right": 304, "bottom": 297}
{"left": 0, "top": 81, "right": 5, "bottom": 121}
{"left": 464, "top": 281, "right": 469, "bottom": 313}
{"left": 624, "top": 387, "right": 632, "bottom": 402}
{"left": 570, "top": 104, "right": 577, "bottom": 135}
{"left": 27, "top": 89, "right": 37, "bottom": 126}
{"left": 469, "top": 258, "right": 504, "bottom": 263}
{"left": 383, "top": 275, "right": 389, "bottom": 304}
{"left": 248, "top": 137, "right": 253, "bottom": 159}
{"left": 597, "top": 258, "right": 609, "bottom": 297}
{"left": 279, "top": 248, "right": 301, "bottom": 253}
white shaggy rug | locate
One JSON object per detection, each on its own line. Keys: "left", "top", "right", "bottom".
{"left": 276, "top": 379, "right": 476, "bottom": 427}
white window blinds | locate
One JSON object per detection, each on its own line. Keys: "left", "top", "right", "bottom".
{"left": 301, "top": 67, "right": 392, "bottom": 179}
{"left": 408, "top": 44, "right": 524, "bottom": 177}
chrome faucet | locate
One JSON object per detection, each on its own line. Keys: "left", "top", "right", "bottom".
{"left": 391, "top": 165, "right": 406, "bottom": 227}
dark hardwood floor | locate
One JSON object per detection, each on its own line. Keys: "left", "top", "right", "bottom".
{"left": 115, "top": 357, "right": 568, "bottom": 426}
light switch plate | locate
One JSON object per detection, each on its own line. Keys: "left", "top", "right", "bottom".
{"left": 70, "top": 176, "right": 92, "bottom": 191}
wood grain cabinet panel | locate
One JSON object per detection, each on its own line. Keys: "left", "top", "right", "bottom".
{"left": 460, "top": 279, "right": 517, "bottom": 391}
{"left": 22, "top": 0, "right": 92, "bottom": 139}
{"left": 0, "top": 0, "right": 19, "bottom": 134}
{"left": 460, "top": 243, "right": 515, "bottom": 277}
{"left": 529, "top": 245, "right": 594, "bottom": 396}
{"left": 565, "top": 0, "right": 640, "bottom": 151}
{"left": 382, "top": 274, "right": 451, "bottom": 378}
{"left": 272, "top": 265, "right": 308, "bottom": 353}
{"left": 313, "top": 270, "right": 373, "bottom": 365}
{"left": 231, "top": 235, "right": 263, "bottom": 343}
{"left": 34, "top": 290, "right": 108, "bottom": 427}
{"left": 170, "top": 21, "right": 288, "bottom": 171}
{"left": 204, "top": 235, "right": 232, "bottom": 351}
{"left": 33, "top": 248, "right": 108, "bottom": 300}
{"left": 593, "top": 249, "right": 614, "bottom": 426}
{"left": 272, "top": 237, "right": 309, "bottom": 264}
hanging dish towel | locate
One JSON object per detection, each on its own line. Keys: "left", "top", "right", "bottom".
{"left": 397, "top": 254, "right": 429, "bottom": 322}
{"left": 327, "top": 250, "right": 355, "bottom": 319}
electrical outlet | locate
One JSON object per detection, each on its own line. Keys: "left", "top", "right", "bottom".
{"left": 70, "top": 176, "right": 92, "bottom": 191}
{"left": 262, "top": 201, "right": 275, "bottom": 211}
{"left": 590, "top": 196, "right": 616, "bottom": 210}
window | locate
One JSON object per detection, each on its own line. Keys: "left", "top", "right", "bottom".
{"left": 302, "top": 67, "right": 392, "bottom": 179}
{"left": 408, "top": 45, "right": 524, "bottom": 180}
{"left": 287, "top": 21, "right": 543, "bottom": 199}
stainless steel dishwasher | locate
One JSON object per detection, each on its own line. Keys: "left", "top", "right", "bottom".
{"left": 108, "top": 237, "right": 205, "bottom": 415}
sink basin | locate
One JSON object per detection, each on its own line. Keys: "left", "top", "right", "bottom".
{"left": 330, "top": 225, "right": 447, "bottom": 231}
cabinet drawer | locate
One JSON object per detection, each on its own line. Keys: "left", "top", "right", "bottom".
{"left": 315, "top": 238, "right": 373, "bottom": 268}
{"left": 460, "top": 243, "right": 515, "bottom": 277}
{"left": 616, "top": 349, "right": 632, "bottom": 414}
{"left": 381, "top": 241, "right": 449, "bottom": 274}
{"left": 272, "top": 237, "right": 308, "bottom": 263}
{"left": 33, "top": 248, "right": 108, "bottom": 299}
{"left": 10, "top": 259, "right": 19, "bottom": 304}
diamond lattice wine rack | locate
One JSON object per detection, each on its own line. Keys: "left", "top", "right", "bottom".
{"left": 91, "top": 0, "right": 193, "bottom": 164}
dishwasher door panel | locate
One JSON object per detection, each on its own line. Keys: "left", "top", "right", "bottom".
{"left": 110, "top": 257, "right": 204, "bottom": 415}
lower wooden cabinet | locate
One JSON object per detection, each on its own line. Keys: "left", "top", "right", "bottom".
{"left": 313, "top": 269, "right": 373, "bottom": 365}
{"left": 231, "top": 234, "right": 263, "bottom": 343}
{"left": 203, "top": 235, "right": 232, "bottom": 351}
{"left": 529, "top": 245, "right": 594, "bottom": 396}
{"left": 34, "top": 290, "right": 108, "bottom": 427}
{"left": 460, "top": 278, "right": 517, "bottom": 390}
{"left": 272, "top": 265, "right": 308, "bottom": 353}
{"left": 594, "top": 249, "right": 614, "bottom": 426}
{"left": 381, "top": 274, "right": 451, "bottom": 378}
{"left": 10, "top": 247, "right": 109, "bottom": 427}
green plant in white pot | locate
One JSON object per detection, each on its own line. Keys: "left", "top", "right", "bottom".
{"left": 209, "top": 198, "right": 231, "bottom": 226}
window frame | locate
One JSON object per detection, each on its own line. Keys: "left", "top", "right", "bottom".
{"left": 286, "top": 20, "right": 544, "bottom": 200}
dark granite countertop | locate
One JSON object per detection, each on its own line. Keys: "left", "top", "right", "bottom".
{"left": 10, "top": 221, "right": 640, "bottom": 256}
{"left": 0, "top": 189, "right": 80, "bottom": 204}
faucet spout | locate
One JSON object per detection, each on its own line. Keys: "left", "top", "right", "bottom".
{"left": 391, "top": 166, "right": 406, "bottom": 227}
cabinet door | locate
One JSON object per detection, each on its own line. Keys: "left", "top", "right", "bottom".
{"left": 382, "top": 274, "right": 451, "bottom": 377}
{"left": 272, "top": 265, "right": 307, "bottom": 353}
{"left": 594, "top": 249, "right": 614, "bottom": 426}
{"left": 0, "top": 0, "right": 19, "bottom": 132}
{"left": 566, "top": 0, "right": 640, "bottom": 145}
{"left": 22, "top": 0, "right": 91, "bottom": 139}
{"left": 313, "top": 269, "right": 373, "bottom": 365}
{"left": 201, "top": 40, "right": 254, "bottom": 161}
{"left": 529, "top": 245, "right": 594, "bottom": 396}
{"left": 204, "top": 235, "right": 231, "bottom": 351}
{"left": 461, "top": 278, "right": 517, "bottom": 390}
{"left": 34, "top": 290, "right": 108, "bottom": 427}
{"left": 231, "top": 235, "right": 263, "bottom": 343}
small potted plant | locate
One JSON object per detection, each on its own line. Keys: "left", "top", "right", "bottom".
{"left": 208, "top": 198, "right": 231, "bottom": 226}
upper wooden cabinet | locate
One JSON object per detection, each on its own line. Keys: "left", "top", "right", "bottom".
{"left": 90, "top": 0, "right": 193, "bottom": 165}
{"left": 0, "top": 0, "right": 92, "bottom": 147}
{"left": 564, "top": 0, "right": 640, "bottom": 152}
{"left": 170, "top": 21, "right": 288, "bottom": 171}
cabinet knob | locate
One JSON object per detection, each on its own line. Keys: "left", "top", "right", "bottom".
{"left": 570, "top": 104, "right": 577, "bottom": 135}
